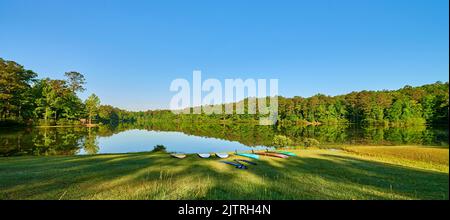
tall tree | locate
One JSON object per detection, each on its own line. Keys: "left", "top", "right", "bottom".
{"left": 0, "top": 58, "right": 37, "bottom": 120}
{"left": 64, "top": 71, "right": 86, "bottom": 93}
{"left": 85, "top": 94, "right": 100, "bottom": 124}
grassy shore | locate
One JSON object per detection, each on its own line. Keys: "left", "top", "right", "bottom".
{"left": 343, "top": 146, "right": 449, "bottom": 173}
{"left": 0, "top": 147, "right": 448, "bottom": 200}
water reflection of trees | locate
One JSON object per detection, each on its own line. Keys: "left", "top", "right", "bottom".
{"left": 117, "top": 121, "right": 448, "bottom": 147}
{"left": 0, "top": 126, "right": 95, "bottom": 156}
{"left": 0, "top": 123, "right": 448, "bottom": 156}
{"left": 83, "top": 127, "right": 99, "bottom": 154}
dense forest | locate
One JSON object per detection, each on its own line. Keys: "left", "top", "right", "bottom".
{"left": 1, "top": 57, "right": 448, "bottom": 127}
{"left": 131, "top": 82, "right": 449, "bottom": 126}
{"left": 1, "top": 58, "right": 105, "bottom": 126}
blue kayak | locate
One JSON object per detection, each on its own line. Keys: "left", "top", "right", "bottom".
{"left": 236, "top": 153, "right": 260, "bottom": 160}
{"left": 220, "top": 161, "right": 247, "bottom": 169}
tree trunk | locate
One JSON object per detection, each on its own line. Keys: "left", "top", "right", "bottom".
{"left": 18, "top": 105, "right": 21, "bottom": 120}
{"left": 45, "top": 108, "right": 48, "bottom": 122}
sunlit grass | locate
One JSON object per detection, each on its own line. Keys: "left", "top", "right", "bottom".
{"left": 343, "top": 146, "right": 449, "bottom": 173}
{"left": 0, "top": 147, "right": 448, "bottom": 200}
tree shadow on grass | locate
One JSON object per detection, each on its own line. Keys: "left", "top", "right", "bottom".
{"left": 0, "top": 152, "right": 448, "bottom": 200}
{"left": 0, "top": 153, "right": 236, "bottom": 200}
{"left": 201, "top": 153, "right": 448, "bottom": 200}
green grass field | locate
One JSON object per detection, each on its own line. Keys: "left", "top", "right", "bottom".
{"left": 0, "top": 147, "right": 448, "bottom": 200}
{"left": 343, "top": 146, "right": 449, "bottom": 173}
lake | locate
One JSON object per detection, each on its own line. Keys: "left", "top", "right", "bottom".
{"left": 0, "top": 123, "right": 448, "bottom": 156}
{"left": 80, "top": 129, "right": 268, "bottom": 155}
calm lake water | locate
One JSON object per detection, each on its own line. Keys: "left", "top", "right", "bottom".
{"left": 79, "top": 129, "right": 267, "bottom": 155}
{"left": 0, "top": 123, "right": 448, "bottom": 157}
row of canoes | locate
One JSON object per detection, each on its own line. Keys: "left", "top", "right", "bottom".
{"left": 237, "top": 151, "right": 296, "bottom": 159}
{"left": 171, "top": 150, "right": 296, "bottom": 160}
{"left": 221, "top": 152, "right": 295, "bottom": 169}
{"left": 170, "top": 153, "right": 230, "bottom": 159}
{"left": 221, "top": 159, "right": 258, "bottom": 169}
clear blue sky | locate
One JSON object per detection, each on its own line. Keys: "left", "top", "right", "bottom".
{"left": 0, "top": 0, "right": 448, "bottom": 111}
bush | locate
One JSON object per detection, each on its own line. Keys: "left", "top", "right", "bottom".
{"left": 303, "top": 138, "right": 320, "bottom": 147}
{"left": 272, "top": 135, "right": 293, "bottom": 148}
{"left": 152, "top": 145, "right": 167, "bottom": 153}
{"left": 56, "top": 119, "right": 81, "bottom": 126}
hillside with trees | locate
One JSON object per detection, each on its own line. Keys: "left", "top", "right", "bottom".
{"left": 130, "top": 82, "right": 448, "bottom": 126}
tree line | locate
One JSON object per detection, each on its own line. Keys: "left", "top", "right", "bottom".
{"left": 0, "top": 58, "right": 104, "bottom": 126}
{"left": 130, "top": 82, "right": 448, "bottom": 126}
{"left": 277, "top": 81, "right": 448, "bottom": 126}
{"left": 0, "top": 58, "right": 141, "bottom": 126}
{"left": 1, "top": 57, "right": 448, "bottom": 127}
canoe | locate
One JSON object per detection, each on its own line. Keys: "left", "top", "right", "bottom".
{"left": 171, "top": 154, "right": 186, "bottom": 159}
{"left": 236, "top": 153, "right": 260, "bottom": 160}
{"left": 198, "top": 153, "right": 211, "bottom": 158}
{"left": 255, "top": 152, "right": 289, "bottom": 158}
{"left": 215, "top": 153, "right": 229, "bottom": 158}
{"left": 272, "top": 151, "right": 296, "bottom": 156}
{"left": 220, "top": 161, "right": 247, "bottom": 169}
